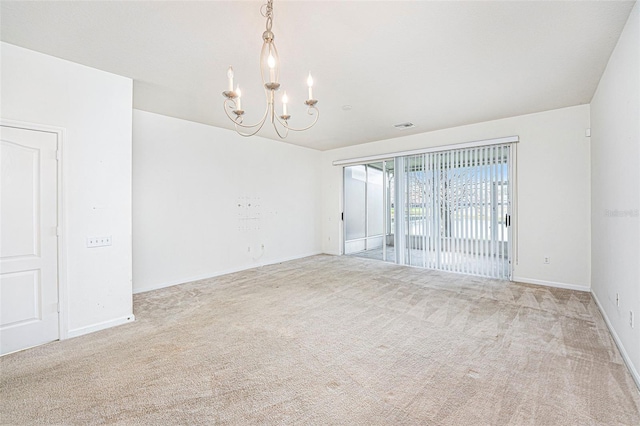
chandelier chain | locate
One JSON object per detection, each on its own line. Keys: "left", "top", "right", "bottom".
{"left": 262, "top": 0, "right": 274, "bottom": 32}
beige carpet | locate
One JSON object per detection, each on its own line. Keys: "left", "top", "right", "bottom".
{"left": 1, "top": 255, "right": 639, "bottom": 425}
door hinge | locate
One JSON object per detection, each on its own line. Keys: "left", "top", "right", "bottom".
{"left": 57, "top": 303, "right": 61, "bottom": 313}
{"left": 341, "top": 212, "right": 344, "bottom": 221}
{"left": 56, "top": 227, "right": 61, "bottom": 236}
{"left": 56, "top": 150, "right": 62, "bottom": 161}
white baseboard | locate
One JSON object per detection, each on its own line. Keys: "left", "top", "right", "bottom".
{"left": 133, "top": 251, "right": 324, "bottom": 294}
{"left": 512, "top": 276, "right": 590, "bottom": 292}
{"left": 591, "top": 291, "right": 640, "bottom": 391}
{"left": 66, "top": 314, "right": 135, "bottom": 339}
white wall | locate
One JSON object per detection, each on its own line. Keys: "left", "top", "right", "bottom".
{"left": 590, "top": 2, "right": 639, "bottom": 385}
{"left": 322, "top": 105, "right": 592, "bottom": 291}
{"left": 132, "top": 110, "right": 322, "bottom": 293}
{"left": 1, "top": 43, "right": 134, "bottom": 337}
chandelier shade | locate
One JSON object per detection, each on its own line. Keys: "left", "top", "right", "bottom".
{"left": 222, "top": 0, "right": 319, "bottom": 139}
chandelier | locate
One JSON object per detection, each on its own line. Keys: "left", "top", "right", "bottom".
{"left": 222, "top": 0, "right": 319, "bottom": 139}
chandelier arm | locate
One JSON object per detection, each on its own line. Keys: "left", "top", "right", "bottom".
{"left": 272, "top": 121, "right": 289, "bottom": 139}
{"left": 223, "top": 98, "right": 270, "bottom": 130}
{"left": 233, "top": 116, "right": 269, "bottom": 137}
{"left": 275, "top": 107, "right": 319, "bottom": 132}
{"left": 227, "top": 102, "right": 270, "bottom": 137}
{"left": 271, "top": 112, "right": 290, "bottom": 139}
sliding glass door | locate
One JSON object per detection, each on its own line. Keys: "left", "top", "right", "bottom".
{"left": 344, "top": 161, "right": 396, "bottom": 262}
{"left": 344, "top": 144, "right": 512, "bottom": 280}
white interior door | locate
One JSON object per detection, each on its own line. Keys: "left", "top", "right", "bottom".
{"left": 1, "top": 125, "right": 59, "bottom": 355}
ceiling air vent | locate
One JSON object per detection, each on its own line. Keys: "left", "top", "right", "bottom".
{"left": 393, "top": 122, "right": 415, "bottom": 130}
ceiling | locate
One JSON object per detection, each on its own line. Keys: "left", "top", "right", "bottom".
{"left": 0, "top": 1, "right": 635, "bottom": 151}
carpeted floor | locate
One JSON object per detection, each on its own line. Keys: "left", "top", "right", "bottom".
{"left": 1, "top": 255, "right": 639, "bottom": 425}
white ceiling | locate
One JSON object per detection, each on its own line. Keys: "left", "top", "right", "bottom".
{"left": 0, "top": 1, "right": 635, "bottom": 151}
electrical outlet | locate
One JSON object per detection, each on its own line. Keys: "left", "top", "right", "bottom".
{"left": 630, "top": 311, "right": 634, "bottom": 328}
{"left": 543, "top": 256, "right": 550, "bottom": 264}
{"left": 87, "top": 236, "right": 112, "bottom": 248}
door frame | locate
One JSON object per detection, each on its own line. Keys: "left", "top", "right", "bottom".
{"left": 1, "top": 118, "right": 69, "bottom": 342}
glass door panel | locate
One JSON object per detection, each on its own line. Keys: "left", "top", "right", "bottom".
{"left": 344, "top": 165, "right": 366, "bottom": 254}
{"left": 344, "top": 161, "right": 393, "bottom": 261}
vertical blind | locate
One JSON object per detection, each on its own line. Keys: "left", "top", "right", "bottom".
{"left": 401, "top": 144, "right": 511, "bottom": 279}
{"left": 343, "top": 143, "right": 512, "bottom": 280}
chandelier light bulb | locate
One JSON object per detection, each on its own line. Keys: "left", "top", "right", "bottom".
{"left": 282, "top": 91, "right": 288, "bottom": 116}
{"left": 268, "top": 54, "right": 276, "bottom": 82}
{"left": 236, "top": 86, "right": 242, "bottom": 110}
{"left": 227, "top": 66, "right": 234, "bottom": 92}
{"left": 307, "top": 73, "right": 314, "bottom": 100}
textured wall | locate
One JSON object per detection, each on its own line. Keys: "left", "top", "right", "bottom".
{"left": 132, "top": 110, "right": 322, "bottom": 293}
{"left": 590, "top": 2, "right": 640, "bottom": 385}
